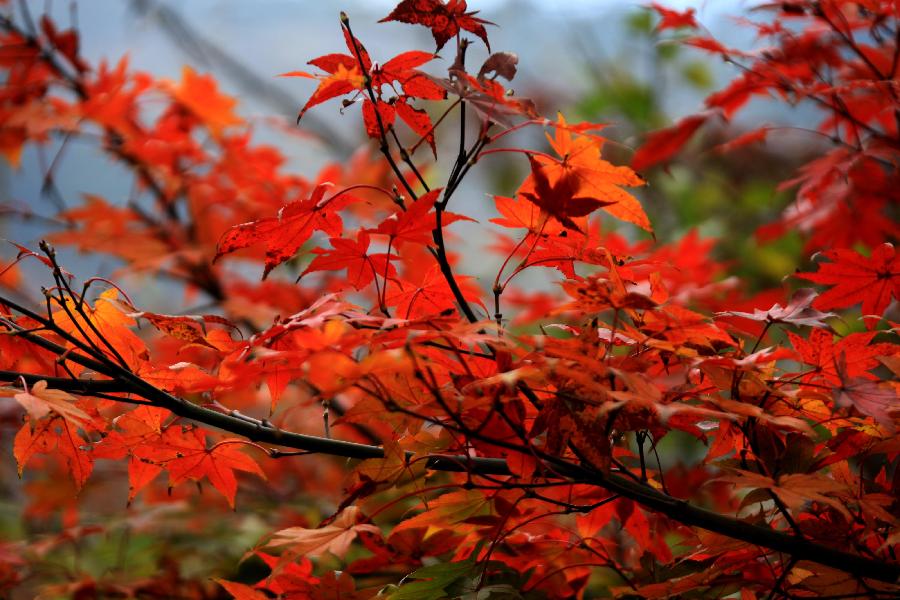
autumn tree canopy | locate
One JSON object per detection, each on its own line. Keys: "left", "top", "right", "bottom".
{"left": 0, "top": 0, "right": 898, "bottom": 598}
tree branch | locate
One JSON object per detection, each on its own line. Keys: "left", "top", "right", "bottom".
{"left": 1, "top": 297, "right": 897, "bottom": 583}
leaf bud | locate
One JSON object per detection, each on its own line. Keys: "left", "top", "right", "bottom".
{"left": 38, "top": 240, "right": 55, "bottom": 257}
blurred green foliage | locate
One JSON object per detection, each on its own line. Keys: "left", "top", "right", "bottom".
{"left": 566, "top": 7, "right": 810, "bottom": 294}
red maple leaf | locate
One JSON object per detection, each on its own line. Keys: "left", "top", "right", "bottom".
{"left": 214, "top": 183, "right": 347, "bottom": 279}
{"left": 797, "top": 242, "right": 900, "bottom": 328}
{"left": 362, "top": 99, "right": 397, "bottom": 139}
{"left": 251, "top": 552, "right": 319, "bottom": 597}
{"left": 285, "top": 27, "right": 443, "bottom": 150}
{"left": 377, "top": 50, "right": 445, "bottom": 100}
{"left": 10, "top": 380, "right": 91, "bottom": 426}
{"left": 302, "top": 231, "right": 398, "bottom": 290}
{"left": 380, "top": 0, "right": 493, "bottom": 51}
{"left": 137, "top": 427, "right": 265, "bottom": 508}
{"left": 167, "top": 66, "right": 241, "bottom": 137}
{"left": 215, "top": 580, "right": 269, "bottom": 600}
{"left": 367, "top": 188, "right": 472, "bottom": 247}
{"left": 266, "top": 506, "right": 380, "bottom": 559}
{"left": 649, "top": 4, "right": 698, "bottom": 31}
{"left": 631, "top": 113, "right": 709, "bottom": 172}
{"left": 789, "top": 328, "right": 898, "bottom": 385}
{"left": 385, "top": 265, "right": 483, "bottom": 318}
{"left": 395, "top": 98, "right": 438, "bottom": 156}
{"left": 520, "top": 155, "right": 615, "bottom": 233}
{"left": 14, "top": 416, "right": 95, "bottom": 491}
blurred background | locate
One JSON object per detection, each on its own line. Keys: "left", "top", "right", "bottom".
{"left": 2, "top": 0, "right": 818, "bottom": 304}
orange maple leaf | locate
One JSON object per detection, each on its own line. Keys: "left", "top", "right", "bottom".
{"left": 52, "top": 288, "right": 148, "bottom": 368}
{"left": 14, "top": 418, "right": 94, "bottom": 490}
{"left": 168, "top": 66, "right": 241, "bottom": 136}
{"left": 519, "top": 114, "right": 649, "bottom": 232}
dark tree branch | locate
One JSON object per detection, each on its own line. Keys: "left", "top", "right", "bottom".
{"left": 2, "top": 295, "right": 899, "bottom": 583}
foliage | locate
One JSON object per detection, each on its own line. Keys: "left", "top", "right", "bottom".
{"left": 0, "top": 1, "right": 898, "bottom": 598}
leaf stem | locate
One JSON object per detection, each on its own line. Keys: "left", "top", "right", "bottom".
{"left": 341, "top": 15, "right": 418, "bottom": 200}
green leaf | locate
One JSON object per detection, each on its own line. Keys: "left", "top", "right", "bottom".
{"left": 388, "top": 560, "right": 478, "bottom": 600}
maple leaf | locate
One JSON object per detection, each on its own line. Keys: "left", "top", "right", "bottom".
{"left": 385, "top": 265, "right": 483, "bottom": 318}
{"left": 5, "top": 380, "right": 91, "bottom": 426}
{"left": 367, "top": 188, "right": 472, "bottom": 246}
{"left": 214, "top": 183, "right": 346, "bottom": 279}
{"left": 14, "top": 418, "right": 94, "bottom": 490}
{"left": 7, "top": 241, "right": 74, "bottom": 275}
{"left": 713, "top": 127, "right": 769, "bottom": 154}
{"left": 252, "top": 552, "right": 319, "bottom": 597}
{"left": 380, "top": 0, "right": 494, "bottom": 51}
{"left": 395, "top": 98, "right": 438, "bottom": 156}
{"left": 128, "top": 311, "right": 227, "bottom": 349}
{"left": 39, "top": 15, "right": 88, "bottom": 73}
{"left": 650, "top": 4, "right": 698, "bottom": 31}
{"left": 717, "top": 288, "right": 836, "bottom": 328}
{"left": 518, "top": 115, "right": 650, "bottom": 232}
{"left": 284, "top": 62, "right": 364, "bottom": 121}
{"left": 388, "top": 559, "right": 481, "bottom": 599}
{"left": 831, "top": 354, "right": 899, "bottom": 429}
{"left": 520, "top": 155, "right": 612, "bottom": 233}
{"left": 351, "top": 438, "right": 421, "bottom": 490}
{"left": 478, "top": 51, "right": 518, "bottom": 81}
{"left": 788, "top": 328, "right": 898, "bottom": 385}
{"left": 631, "top": 113, "right": 708, "bottom": 171}
{"left": 215, "top": 579, "right": 269, "bottom": 600}
{"left": 136, "top": 428, "right": 264, "bottom": 508}
{"left": 643, "top": 304, "right": 736, "bottom": 349}
{"left": 682, "top": 35, "right": 734, "bottom": 57}
{"left": 47, "top": 195, "right": 171, "bottom": 266}
{"left": 797, "top": 242, "right": 900, "bottom": 328}
{"left": 289, "top": 26, "right": 442, "bottom": 133}
{"left": 52, "top": 288, "right": 149, "bottom": 368}
{"left": 491, "top": 194, "right": 564, "bottom": 235}
{"left": 302, "top": 232, "right": 398, "bottom": 291}
{"left": 140, "top": 361, "right": 220, "bottom": 395}
{"left": 717, "top": 470, "right": 851, "bottom": 520}
{"left": 430, "top": 70, "right": 537, "bottom": 127}
{"left": 368, "top": 189, "right": 440, "bottom": 244}
{"left": 167, "top": 66, "right": 241, "bottom": 136}
{"left": 267, "top": 505, "right": 380, "bottom": 559}
{"left": 378, "top": 50, "right": 445, "bottom": 100}
{"left": 363, "top": 99, "right": 401, "bottom": 142}
{"left": 393, "top": 490, "right": 491, "bottom": 533}
{"left": 92, "top": 406, "right": 169, "bottom": 503}
{"left": 560, "top": 272, "right": 657, "bottom": 313}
